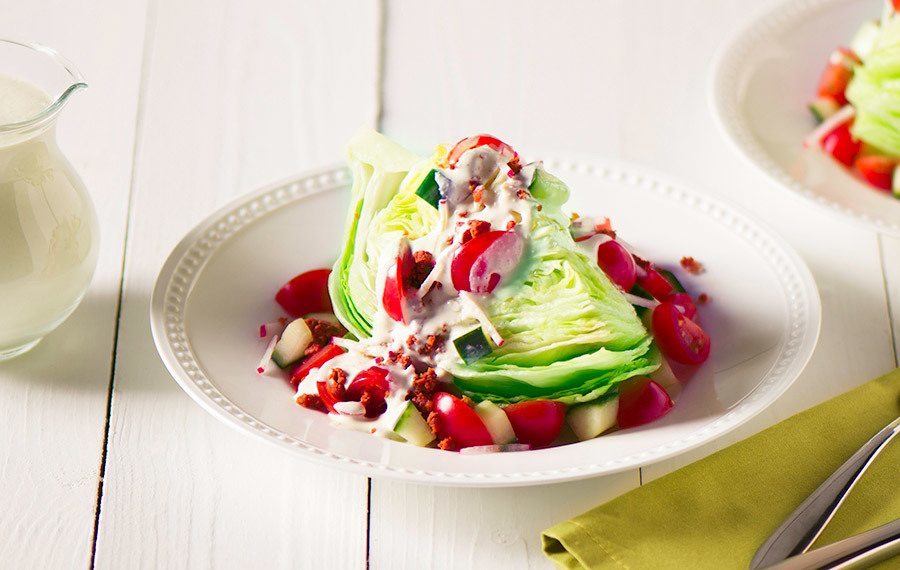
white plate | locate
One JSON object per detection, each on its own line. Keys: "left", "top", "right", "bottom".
{"left": 711, "top": 0, "right": 900, "bottom": 236}
{"left": 150, "top": 160, "right": 820, "bottom": 487}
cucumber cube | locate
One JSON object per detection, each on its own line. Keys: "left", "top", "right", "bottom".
{"left": 474, "top": 401, "right": 516, "bottom": 444}
{"left": 567, "top": 398, "right": 619, "bottom": 441}
{"left": 415, "top": 169, "right": 441, "bottom": 208}
{"left": 393, "top": 402, "right": 435, "bottom": 447}
{"left": 272, "top": 318, "right": 313, "bottom": 368}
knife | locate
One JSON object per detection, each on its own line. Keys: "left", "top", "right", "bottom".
{"left": 750, "top": 416, "right": 900, "bottom": 569}
{"left": 761, "top": 518, "right": 899, "bottom": 570}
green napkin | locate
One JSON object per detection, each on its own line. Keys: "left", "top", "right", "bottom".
{"left": 542, "top": 369, "right": 900, "bottom": 570}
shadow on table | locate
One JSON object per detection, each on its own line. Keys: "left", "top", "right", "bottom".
{"left": 0, "top": 287, "right": 171, "bottom": 395}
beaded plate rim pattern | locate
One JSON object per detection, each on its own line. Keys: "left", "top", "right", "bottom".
{"left": 150, "top": 160, "right": 821, "bottom": 486}
{"left": 709, "top": 0, "right": 900, "bottom": 237}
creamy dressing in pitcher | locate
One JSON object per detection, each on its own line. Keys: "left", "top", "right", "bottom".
{"left": 0, "top": 74, "right": 50, "bottom": 125}
{"left": 0, "top": 74, "right": 98, "bottom": 355}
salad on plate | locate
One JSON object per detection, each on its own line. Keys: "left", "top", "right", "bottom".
{"left": 806, "top": 0, "right": 900, "bottom": 197}
{"left": 254, "top": 130, "right": 711, "bottom": 452}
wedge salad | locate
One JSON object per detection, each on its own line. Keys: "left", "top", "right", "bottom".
{"left": 255, "top": 130, "right": 711, "bottom": 452}
{"left": 806, "top": 0, "right": 900, "bottom": 197}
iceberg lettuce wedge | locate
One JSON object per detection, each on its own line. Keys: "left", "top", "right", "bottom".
{"left": 331, "top": 129, "right": 656, "bottom": 403}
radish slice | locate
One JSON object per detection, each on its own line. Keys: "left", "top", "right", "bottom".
{"left": 623, "top": 292, "right": 659, "bottom": 309}
{"left": 459, "top": 443, "right": 532, "bottom": 454}
{"left": 459, "top": 444, "right": 501, "bottom": 454}
{"left": 452, "top": 230, "right": 524, "bottom": 293}
{"left": 256, "top": 335, "right": 279, "bottom": 376}
{"left": 469, "top": 231, "right": 524, "bottom": 292}
{"left": 499, "top": 443, "right": 531, "bottom": 452}
{"left": 459, "top": 292, "right": 504, "bottom": 346}
{"left": 258, "top": 317, "right": 289, "bottom": 339}
{"left": 333, "top": 401, "right": 366, "bottom": 416}
{"left": 804, "top": 105, "right": 855, "bottom": 147}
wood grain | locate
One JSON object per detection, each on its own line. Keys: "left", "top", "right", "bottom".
{"left": 0, "top": 1, "right": 148, "bottom": 567}
{"left": 4, "top": 1, "right": 897, "bottom": 568}
{"left": 374, "top": 0, "right": 898, "bottom": 563}
{"left": 370, "top": 474, "right": 640, "bottom": 570}
{"left": 90, "top": 1, "right": 379, "bottom": 568}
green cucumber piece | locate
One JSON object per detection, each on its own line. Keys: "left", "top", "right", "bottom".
{"left": 452, "top": 327, "right": 493, "bottom": 364}
{"left": 808, "top": 96, "right": 840, "bottom": 124}
{"left": 272, "top": 318, "right": 313, "bottom": 368}
{"left": 415, "top": 169, "right": 441, "bottom": 208}
{"left": 657, "top": 269, "right": 686, "bottom": 293}
{"left": 474, "top": 401, "right": 516, "bottom": 444}
{"left": 567, "top": 397, "right": 619, "bottom": 441}
{"left": 393, "top": 402, "right": 435, "bottom": 446}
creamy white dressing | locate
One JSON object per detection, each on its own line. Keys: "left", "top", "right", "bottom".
{"left": 298, "top": 146, "right": 540, "bottom": 434}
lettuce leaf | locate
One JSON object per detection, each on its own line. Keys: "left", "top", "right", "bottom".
{"left": 848, "top": 18, "right": 900, "bottom": 156}
{"left": 331, "top": 130, "right": 656, "bottom": 403}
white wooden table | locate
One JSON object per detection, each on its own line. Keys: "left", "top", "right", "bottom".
{"left": 3, "top": 1, "right": 898, "bottom": 568}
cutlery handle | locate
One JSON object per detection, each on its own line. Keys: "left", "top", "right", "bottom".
{"left": 762, "top": 518, "right": 900, "bottom": 570}
{"left": 750, "top": 417, "right": 900, "bottom": 569}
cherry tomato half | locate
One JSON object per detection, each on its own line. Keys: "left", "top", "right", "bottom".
{"left": 821, "top": 121, "right": 861, "bottom": 167}
{"left": 596, "top": 239, "right": 637, "bottom": 291}
{"left": 451, "top": 230, "right": 523, "bottom": 293}
{"left": 616, "top": 377, "right": 674, "bottom": 429}
{"left": 447, "top": 134, "right": 518, "bottom": 167}
{"left": 503, "top": 400, "right": 566, "bottom": 448}
{"left": 431, "top": 392, "right": 493, "bottom": 450}
{"left": 854, "top": 155, "right": 896, "bottom": 191}
{"left": 275, "top": 269, "right": 332, "bottom": 317}
{"left": 651, "top": 302, "right": 711, "bottom": 365}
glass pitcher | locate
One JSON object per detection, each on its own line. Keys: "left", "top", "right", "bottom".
{"left": 0, "top": 39, "right": 99, "bottom": 360}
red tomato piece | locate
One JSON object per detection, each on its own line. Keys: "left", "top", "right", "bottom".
{"left": 316, "top": 381, "right": 340, "bottom": 414}
{"left": 451, "top": 230, "right": 523, "bottom": 293}
{"left": 616, "top": 377, "right": 674, "bottom": 429}
{"left": 821, "top": 121, "right": 861, "bottom": 167}
{"left": 383, "top": 239, "right": 415, "bottom": 322}
{"left": 503, "top": 400, "right": 567, "bottom": 448}
{"left": 431, "top": 392, "right": 493, "bottom": 450}
{"left": 817, "top": 62, "right": 853, "bottom": 105}
{"left": 651, "top": 302, "right": 711, "bottom": 365}
{"left": 290, "top": 343, "right": 345, "bottom": 389}
{"left": 596, "top": 239, "right": 637, "bottom": 291}
{"left": 854, "top": 155, "right": 896, "bottom": 191}
{"left": 275, "top": 269, "right": 332, "bottom": 317}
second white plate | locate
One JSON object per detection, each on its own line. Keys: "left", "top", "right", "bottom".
{"left": 712, "top": 0, "right": 900, "bottom": 236}
{"left": 151, "top": 159, "right": 820, "bottom": 486}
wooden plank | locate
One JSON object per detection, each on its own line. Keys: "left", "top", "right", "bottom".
{"left": 615, "top": 0, "right": 898, "bottom": 482}
{"left": 91, "top": 1, "right": 379, "bottom": 567}
{"left": 0, "top": 1, "right": 148, "bottom": 568}
{"left": 374, "top": 0, "right": 897, "bottom": 564}
{"left": 372, "top": 3, "right": 644, "bottom": 568}
{"left": 370, "top": 474, "right": 641, "bottom": 569}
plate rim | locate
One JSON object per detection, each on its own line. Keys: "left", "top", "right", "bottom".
{"left": 708, "top": 0, "right": 900, "bottom": 238}
{"left": 150, "top": 159, "right": 822, "bottom": 487}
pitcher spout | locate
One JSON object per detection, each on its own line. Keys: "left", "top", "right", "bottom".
{"left": 0, "top": 38, "right": 88, "bottom": 136}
